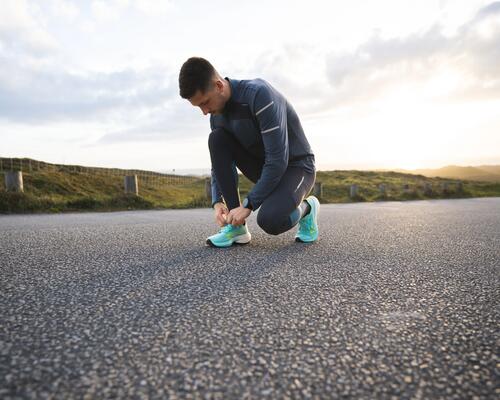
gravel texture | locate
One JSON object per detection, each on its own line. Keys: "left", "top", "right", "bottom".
{"left": 1, "top": 198, "right": 499, "bottom": 399}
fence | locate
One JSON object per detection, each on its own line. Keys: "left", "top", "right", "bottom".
{"left": 1, "top": 158, "right": 465, "bottom": 200}
{"left": 0, "top": 157, "right": 200, "bottom": 188}
{"left": 314, "top": 181, "right": 464, "bottom": 200}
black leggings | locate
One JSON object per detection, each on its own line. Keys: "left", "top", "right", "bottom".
{"left": 208, "top": 128, "right": 316, "bottom": 235}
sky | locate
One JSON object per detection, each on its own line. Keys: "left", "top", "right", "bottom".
{"left": 1, "top": 0, "right": 500, "bottom": 173}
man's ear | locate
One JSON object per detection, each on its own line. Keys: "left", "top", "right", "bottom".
{"left": 214, "top": 78, "right": 224, "bottom": 93}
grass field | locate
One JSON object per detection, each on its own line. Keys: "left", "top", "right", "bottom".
{"left": 1, "top": 159, "right": 499, "bottom": 213}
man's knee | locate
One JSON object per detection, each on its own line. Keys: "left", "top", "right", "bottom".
{"left": 257, "top": 206, "right": 287, "bottom": 236}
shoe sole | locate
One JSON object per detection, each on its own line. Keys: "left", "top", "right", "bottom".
{"left": 295, "top": 237, "right": 316, "bottom": 243}
{"left": 206, "top": 233, "right": 252, "bottom": 248}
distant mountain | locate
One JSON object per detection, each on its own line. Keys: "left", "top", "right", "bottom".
{"left": 159, "top": 168, "right": 211, "bottom": 176}
{"left": 387, "top": 165, "right": 500, "bottom": 182}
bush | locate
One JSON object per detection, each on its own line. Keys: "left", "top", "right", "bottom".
{"left": 0, "top": 192, "right": 55, "bottom": 213}
{"left": 67, "top": 197, "right": 101, "bottom": 209}
{"left": 107, "top": 194, "right": 155, "bottom": 209}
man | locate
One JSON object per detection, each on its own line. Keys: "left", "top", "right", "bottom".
{"left": 178, "top": 57, "right": 320, "bottom": 248}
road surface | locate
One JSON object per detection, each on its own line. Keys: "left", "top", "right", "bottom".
{"left": 1, "top": 198, "right": 499, "bottom": 399}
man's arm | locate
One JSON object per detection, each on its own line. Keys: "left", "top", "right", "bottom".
{"left": 244, "top": 85, "right": 288, "bottom": 210}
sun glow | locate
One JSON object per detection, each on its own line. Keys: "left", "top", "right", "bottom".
{"left": 308, "top": 77, "right": 500, "bottom": 171}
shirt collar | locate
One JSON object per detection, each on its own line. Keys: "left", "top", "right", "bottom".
{"left": 223, "top": 77, "right": 239, "bottom": 112}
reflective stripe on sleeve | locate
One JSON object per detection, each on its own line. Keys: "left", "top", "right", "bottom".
{"left": 261, "top": 125, "right": 280, "bottom": 134}
{"left": 255, "top": 101, "right": 274, "bottom": 116}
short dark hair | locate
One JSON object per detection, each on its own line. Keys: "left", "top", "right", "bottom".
{"left": 178, "top": 57, "right": 216, "bottom": 99}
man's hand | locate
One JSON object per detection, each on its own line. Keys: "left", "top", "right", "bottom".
{"left": 213, "top": 202, "right": 229, "bottom": 227}
{"left": 226, "top": 206, "right": 251, "bottom": 226}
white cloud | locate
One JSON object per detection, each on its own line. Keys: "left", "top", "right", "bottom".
{"left": 95, "top": 99, "right": 206, "bottom": 145}
{"left": 322, "top": 1, "right": 500, "bottom": 108}
{"left": 1, "top": 0, "right": 499, "bottom": 170}
{"left": 133, "top": 0, "right": 172, "bottom": 16}
{"left": 91, "top": 0, "right": 121, "bottom": 22}
{"left": 0, "top": 57, "right": 175, "bottom": 123}
{"left": 0, "top": 0, "right": 58, "bottom": 55}
{"left": 80, "top": 19, "right": 96, "bottom": 34}
{"left": 50, "top": 0, "right": 79, "bottom": 21}
{"left": 91, "top": 0, "right": 172, "bottom": 21}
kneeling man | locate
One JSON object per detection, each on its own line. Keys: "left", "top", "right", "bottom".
{"left": 178, "top": 57, "right": 320, "bottom": 247}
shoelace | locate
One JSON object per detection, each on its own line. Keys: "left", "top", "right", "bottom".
{"left": 220, "top": 224, "right": 235, "bottom": 233}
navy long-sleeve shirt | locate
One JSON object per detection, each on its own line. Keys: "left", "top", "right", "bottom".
{"left": 210, "top": 77, "right": 315, "bottom": 210}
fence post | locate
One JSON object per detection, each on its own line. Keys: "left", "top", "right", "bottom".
{"left": 379, "top": 184, "right": 386, "bottom": 196}
{"left": 205, "top": 177, "right": 211, "bottom": 200}
{"left": 403, "top": 184, "right": 411, "bottom": 194}
{"left": 5, "top": 171, "right": 24, "bottom": 192}
{"left": 441, "top": 182, "right": 449, "bottom": 194}
{"left": 350, "top": 184, "right": 358, "bottom": 198}
{"left": 313, "top": 182, "right": 323, "bottom": 198}
{"left": 124, "top": 175, "right": 138, "bottom": 195}
{"left": 424, "top": 182, "right": 433, "bottom": 195}
{"left": 456, "top": 181, "right": 463, "bottom": 193}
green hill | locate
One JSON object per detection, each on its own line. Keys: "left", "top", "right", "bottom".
{"left": 1, "top": 158, "right": 499, "bottom": 213}
{"left": 0, "top": 158, "right": 209, "bottom": 213}
{"left": 389, "top": 165, "right": 500, "bottom": 182}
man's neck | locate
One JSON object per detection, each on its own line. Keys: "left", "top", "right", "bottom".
{"left": 224, "top": 77, "right": 232, "bottom": 103}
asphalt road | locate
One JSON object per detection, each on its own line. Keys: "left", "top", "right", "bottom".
{"left": 1, "top": 198, "right": 499, "bottom": 399}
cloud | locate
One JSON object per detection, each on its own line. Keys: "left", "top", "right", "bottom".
{"left": 0, "top": 0, "right": 182, "bottom": 144}
{"left": 324, "top": 1, "right": 500, "bottom": 106}
{"left": 241, "top": 1, "right": 500, "bottom": 117}
{"left": 91, "top": 0, "right": 172, "bottom": 21}
{"left": 476, "top": 1, "right": 500, "bottom": 18}
{"left": 0, "top": 0, "right": 58, "bottom": 55}
{"left": 2, "top": 1, "right": 499, "bottom": 148}
{"left": 0, "top": 57, "right": 175, "bottom": 123}
{"left": 50, "top": 0, "right": 79, "bottom": 21}
{"left": 133, "top": 0, "right": 173, "bottom": 16}
{"left": 94, "top": 106, "right": 206, "bottom": 145}
{"left": 91, "top": 0, "right": 121, "bottom": 22}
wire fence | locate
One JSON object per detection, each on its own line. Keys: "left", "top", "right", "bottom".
{"left": 1, "top": 158, "right": 468, "bottom": 199}
{"left": 0, "top": 158, "right": 202, "bottom": 187}
{"left": 312, "top": 180, "right": 465, "bottom": 200}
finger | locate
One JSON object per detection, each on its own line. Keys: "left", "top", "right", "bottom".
{"left": 232, "top": 217, "right": 241, "bottom": 226}
{"left": 216, "top": 212, "right": 225, "bottom": 224}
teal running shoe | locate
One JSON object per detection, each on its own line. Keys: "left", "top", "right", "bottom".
{"left": 206, "top": 223, "right": 252, "bottom": 248}
{"left": 295, "top": 195, "right": 320, "bottom": 243}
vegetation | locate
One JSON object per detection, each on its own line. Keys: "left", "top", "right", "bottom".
{"left": 391, "top": 165, "right": 500, "bottom": 182}
{"left": 1, "top": 158, "right": 499, "bottom": 214}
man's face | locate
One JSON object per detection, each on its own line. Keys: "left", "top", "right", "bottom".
{"left": 189, "top": 80, "right": 226, "bottom": 116}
